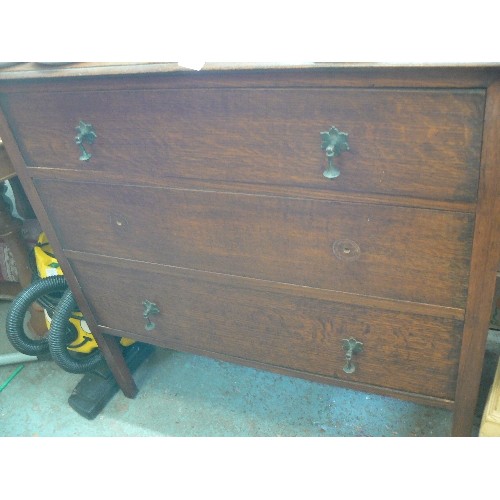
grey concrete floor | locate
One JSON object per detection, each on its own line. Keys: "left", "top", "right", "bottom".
{"left": 1, "top": 299, "right": 498, "bottom": 437}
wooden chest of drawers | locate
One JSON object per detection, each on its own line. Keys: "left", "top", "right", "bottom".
{"left": 0, "top": 63, "right": 499, "bottom": 436}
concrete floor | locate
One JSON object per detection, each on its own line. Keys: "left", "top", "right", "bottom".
{"left": 1, "top": 299, "right": 498, "bottom": 437}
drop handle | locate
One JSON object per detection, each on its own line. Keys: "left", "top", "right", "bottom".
{"left": 320, "top": 126, "right": 350, "bottom": 179}
{"left": 142, "top": 300, "right": 160, "bottom": 331}
{"left": 342, "top": 337, "right": 363, "bottom": 374}
{"left": 74, "top": 120, "right": 97, "bottom": 161}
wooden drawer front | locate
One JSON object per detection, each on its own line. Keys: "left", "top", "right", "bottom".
{"left": 36, "top": 180, "right": 474, "bottom": 308}
{"left": 69, "top": 257, "right": 462, "bottom": 400}
{"left": 2, "top": 88, "right": 484, "bottom": 202}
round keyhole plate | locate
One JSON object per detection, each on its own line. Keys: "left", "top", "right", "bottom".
{"left": 109, "top": 212, "right": 129, "bottom": 232}
{"left": 332, "top": 239, "right": 361, "bottom": 261}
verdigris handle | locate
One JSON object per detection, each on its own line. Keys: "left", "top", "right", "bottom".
{"left": 342, "top": 337, "right": 363, "bottom": 374}
{"left": 74, "top": 120, "right": 97, "bottom": 161}
{"left": 321, "top": 126, "right": 350, "bottom": 179}
{"left": 142, "top": 300, "right": 160, "bottom": 331}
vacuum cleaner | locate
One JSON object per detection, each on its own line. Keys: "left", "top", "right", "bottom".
{"left": 5, "top": 232, "right": 154, "bottom": 418}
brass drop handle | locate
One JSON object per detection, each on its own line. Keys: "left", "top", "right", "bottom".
{"left": 74, "top": 120, "right": 97, "bottom": 161}
{"left": 320, "top": 126, "right": 350, "bottom": 179}
{"left": 143, "top": 300, "right": 160, "bottom": 331}
{"left": 342, "top": 337, "right": 363, "bottom": 374}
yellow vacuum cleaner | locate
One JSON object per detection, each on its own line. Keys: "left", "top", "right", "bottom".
{"left": 34, "top": 232, "right": 134, "bottom": 355}
{"left": 7, "top": 232, "right": 154, "bottom": 419}
{"left": 7, "top": 232, "right": 133, "bottom": 373}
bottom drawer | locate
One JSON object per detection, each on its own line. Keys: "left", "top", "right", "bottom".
{"left": 69, "top": 256, "right": 463, "bottom": 401}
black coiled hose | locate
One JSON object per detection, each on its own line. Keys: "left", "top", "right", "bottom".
{"left": 48, "top": 288, "right": 104, "bottom": 374}
{"left": 6, "top": 275, "right": 67, "bottom": 356}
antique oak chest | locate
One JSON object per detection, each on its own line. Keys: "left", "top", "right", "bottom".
{"left": 0, "top": 63, "right": 498, "bottom": 436}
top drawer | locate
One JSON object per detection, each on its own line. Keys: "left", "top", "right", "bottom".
{"left": 0, "top": 87, "right": 484, "bottom": 202}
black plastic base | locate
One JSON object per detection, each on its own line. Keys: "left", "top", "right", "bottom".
{"left": 67, "top": 342, "right": 155, "bottom": 420}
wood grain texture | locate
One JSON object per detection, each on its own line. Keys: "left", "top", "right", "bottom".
{"left": 65, "top": 248, "right": 465, "bottom": 320}
{"left": 27, "top": 166, "right": 477, "bottom": 213}
{"left": 98, "top": 322, "right": 456, "bottom": 410}
{"left": 452, "top": 82, "right": 500, "bottom": 436}
{"left": 0, "top": 63, "right": 498, "bottom": 89}
{"left": 1, "top": 88, "right": 484, "bottom": 203}
{"left": 34, "top": 179, "right": 474, "bottom": 309}
{"left": 1, "top": 64, "right": 499, "bottom": 437}
{"left": 69, "top": 255, "right": 463, "bottom": 401}
{"left": 0, "top": 101, "right": 138, "bottom": 398}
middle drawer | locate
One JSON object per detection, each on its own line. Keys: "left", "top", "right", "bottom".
{"left": 35, "top": 179, "right": 474, "bottom": 309}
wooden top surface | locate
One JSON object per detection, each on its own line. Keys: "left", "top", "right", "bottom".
{"left": 0, "top": 62, "right": 499, "bottom": 80}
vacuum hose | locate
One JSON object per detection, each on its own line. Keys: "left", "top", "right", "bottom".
{"left": 48, "top": 288, "right": 104, "bottom": 374}
{"left": 6, "top": 275, "right": 67, "bottom": 356}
